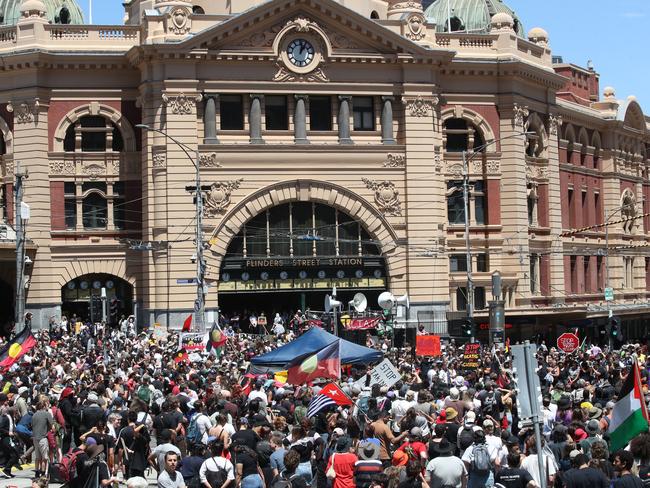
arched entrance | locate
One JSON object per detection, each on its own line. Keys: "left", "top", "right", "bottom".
{"left": 61, "top": 274, "right": 133, "bottom": 325}
{"left": 217, "top": 202, "right": 388, "bottom": 331}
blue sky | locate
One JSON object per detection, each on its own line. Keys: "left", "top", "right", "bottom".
{"left": 88, "top": 0, "right": 650, "bottom": 112}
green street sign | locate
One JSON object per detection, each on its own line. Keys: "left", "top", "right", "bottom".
{"left": 604, "top": 287, "right": 614, "bottom": 302}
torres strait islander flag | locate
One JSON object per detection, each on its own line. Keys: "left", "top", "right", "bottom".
{"left": 287, "top": 340, "right": 341, "bottom": 385}
{"left": 608, "top": 361, "right": 650, "bottom": 452}
{"left": 0, "top": 326, "right": 37, "bottom": 371}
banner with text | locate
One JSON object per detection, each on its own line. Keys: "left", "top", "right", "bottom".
{"left": 416, "top": 335, "right": 441, "bottom": 357}
{"left": 179, "top": 332, "right": 207, "bottom": 351}
{"left": 461, "top": 342, "right": 481, "bottom": 369}
{"left": 346, "top": 317, "right": 381, "bottom": 330}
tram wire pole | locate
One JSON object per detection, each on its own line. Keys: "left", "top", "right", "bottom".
{"left": 14, "top": 161, "right": 28, "bottom": 334}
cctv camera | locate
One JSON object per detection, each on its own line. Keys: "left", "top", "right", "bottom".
{"left": 191, "top": 253, "right": 197, "bottom": 264}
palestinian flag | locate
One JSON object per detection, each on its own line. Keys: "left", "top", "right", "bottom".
{"left": 207, "top": 322, "right": 227, "bottom": 352}
{"left": 0, "top": 326, "right": 37, "bottom": 371}
{"left": 174, "top": 349, "right": 189, "bottom": 364}
{"left": 608, "top": 361, "right": 649, "bottom": 451}
{"left": 287, "top": 340, "right": 341, "bottom": 385}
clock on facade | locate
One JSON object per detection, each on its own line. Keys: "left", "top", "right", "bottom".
{"left": 286, "top": 39, "right": 315, "bottom": 67}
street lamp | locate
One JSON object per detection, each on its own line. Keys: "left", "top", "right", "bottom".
{"left": 603, "top": 201, "right": 636, "bottom": 349}
{"left": 136, "top": 124, "right": 206, "bottom": 333}
{"left": 454, "top": 131, "right": 533, "bottom": 341}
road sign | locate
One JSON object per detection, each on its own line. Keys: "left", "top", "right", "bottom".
{"left": 604, "top": 287, "right": 614, "bottom": 301}
{"left": 557, "top": 332, "right": 580, "bottom": 353}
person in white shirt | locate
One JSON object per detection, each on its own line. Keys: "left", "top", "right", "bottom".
{"left": 199, "top": 441, "right": 235, "bottom": 488}
{"left": 191, "top": 401, "right": 214, "bottom": 445}
{"left": 461, "top": 429, "right": 500, "bottom": 488}
{"left": 272, "top": 314, "right": 285, "bottom": 335}
{"left": 520, "top": 436, "right": 556, "bottom": 488}
{"left": 482, "top": 419, "right": 503, "bottom": 454}
{"left": 247, "top": 381, "right": 268, "bottom": 407}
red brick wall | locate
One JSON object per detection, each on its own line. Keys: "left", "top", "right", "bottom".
{"left": 537, "top": 184, "right": 549, "bottom": 227}
{"left": 440, "top": 104, "right": 500, "bottom": 150}
{"left": 540, "top": 255, "right": 550, "bottom": 296}
{"left": 50, "top": 181, "right": 65, "bottom": 230}
{"left": 486, "top": 179, "right": 500, "bottom": 225}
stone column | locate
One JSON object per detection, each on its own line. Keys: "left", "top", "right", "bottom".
{"left": 203, "top": 95, "right": 218, "bottom": 144}
{"left": 337, "top": 95, "right": 352, "bottom": 144}
{"left": 249, "top": 94, "right": 264, "bottom": 144}
{"left": 381, "top": 96, "right": 396, "bottom": 144}
{"left": 294, "top": 95, "right": 309, "bottom": 144}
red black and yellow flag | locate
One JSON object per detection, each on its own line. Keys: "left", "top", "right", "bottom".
{"left": 174, "top": 348, "right": 189, "bottom": 364}
{"left": 0, "top": 326, "right": 37, "bottom": 371}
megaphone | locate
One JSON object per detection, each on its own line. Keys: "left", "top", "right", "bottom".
{"left": 396, "top": 293, "right": 410, "bottom": 309}
{"left": 325, "top": 294, "right": 342, "bottom": 313}
{"left": 378, "top": 291, "right": 395, "bottom": 310}
{"left": 349, "top": 292, "right": 368, "bottom": 313}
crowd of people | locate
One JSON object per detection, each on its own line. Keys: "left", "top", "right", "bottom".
{"left": 0, "top": 318, "right": 648, "bottom": 488}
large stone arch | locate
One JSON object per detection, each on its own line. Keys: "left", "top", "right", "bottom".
{"left": 0, "top": 115, "right": 13, "bottom": 154}
{"left": 55, "top": 259, "right": 137, "bottom": 290}
{"left": 440, "top": 106, "right": 497, "bottom": 146}
{"left": 52, "top": 103, "right": 137, "bottom": 152}
{"left": 206, "top": 179, "right": 405, "bottom": 281}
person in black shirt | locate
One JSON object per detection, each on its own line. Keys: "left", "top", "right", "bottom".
{"left": 562, "top": 453, "right": 609, "bottom": 488}
{"left": 495, "top": 453, "right": 536, "bottom": 488}
{"left": 612, "top": 450, "right": 644, "bottom": 488}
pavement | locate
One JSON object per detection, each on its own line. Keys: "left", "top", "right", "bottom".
{"left": 3, "top": 463, "right": 159, "bottom": 487}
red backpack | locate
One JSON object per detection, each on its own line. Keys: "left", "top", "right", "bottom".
{"left": 58, "top": 449, "right": 83, "bottom": 483}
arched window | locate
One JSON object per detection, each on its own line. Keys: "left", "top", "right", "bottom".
{"left": 192, "top": 6, "right": 205, "bottom": 14}
{"left": 0, "top": 132, "right": 5, "bottom": 156}
{"left": 622, "top": 193, "right": 636, "bottom": 235}
{"left": 444, "top": 118, "right": 485, "bottom": 153}
{"left": 56, "top": 7, "right": 71, "bottom": 24}
{"left": 445, "top": 16, "right": 465, "bottom": 32}
{"left": 82, "top": 183, "right": 108, "bottom": 230}
{"left": 370, "top": 11, "right": 379, "bottom": 19}
{"left": 63, "top": 116, "right": 125, "bottom": 152}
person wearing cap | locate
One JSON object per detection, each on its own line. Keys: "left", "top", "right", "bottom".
{"left": 370, "top": 410, "right": 408, "bottom": 468}
{"left": 15, "top": 386, "right": 29, "bottom": 418}
{"left": 579, "top": 419, "right": 602, "bottom": 459}
{"left": 426, "top": 438, "right": 466, "bottom": 488}
{"left": 482, "top": 419, "right": 503, "bottom": 457}
{"left": 456, "top": 411, "right": 477, "bottom": 455}
{"left": 443, "top": 388, "right": 466, "bottom": 421}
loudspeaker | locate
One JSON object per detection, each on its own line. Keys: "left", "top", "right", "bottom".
{"left": 378, "top": 291, "right": 395, "bottom": 310}
{"left": 325, "top": 294, "right": 342, "bottom": 313}
{"left": 396, "top": 293, "right": 410, "bottom": 309}
{"left": 349, "top": 293, "right": 368, "bottom": 313}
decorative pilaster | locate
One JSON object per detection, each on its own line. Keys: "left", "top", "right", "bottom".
{"left": 337, "top": 95, "right": 352, "bottom": 144}
{"left": 294, "top": 95, "right": 309, "bottom": 144}
{"left": 249, "top": 94, "right": 264, "bottom": 144}
{"left": 203, "top": 95, "right": 218, "bottom": 144}
{"left": 381, "top": 96, "right": 396, "bottom": 145}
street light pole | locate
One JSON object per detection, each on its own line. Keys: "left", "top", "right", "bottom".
{"left": 14, "top": 161, "right": 28, "bottom": 333}
{"left": 462, "top": 150, "right": 474, "bottom": 340}
{"left": 136, "top": 124, "right": 206, "bottom": 333}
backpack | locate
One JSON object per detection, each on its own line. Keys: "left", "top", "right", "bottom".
{"left": 137, "top": 385, "right": 151, "bottom": 405}
{"left": 205, "top": 457, "right": 229, "bottom": 488}
{"left": 470, "top": 444, "right": 493, "bottom": 474}
{"left": 481, "top": 392, "right": 495, "bottom": 414}
{"left": 458, "top": 427, "right": 475, "bottom": 451}
{"left": 58, "top": 449, "right": 83, "bottom": 483}
{"left": 187, "top": 413, "right": 203, "bottom": 445}
{"left": 272, "top": 472, "right": 302, "bottom": 488}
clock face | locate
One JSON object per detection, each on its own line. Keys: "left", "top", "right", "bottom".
{"left": 287, "top": 39, "right": 315, "bottom": 67}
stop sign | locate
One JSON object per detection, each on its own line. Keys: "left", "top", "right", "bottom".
{"left": 557, "top": 332, "right": 580, "bottom": 353}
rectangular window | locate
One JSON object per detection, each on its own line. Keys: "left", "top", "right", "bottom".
{"left": 220, "top": 95, "right": 244, "bottom": 130}
{"left": 265, "top": 95, "right": 288, "bottom": 130}
{"left": 581, "top": 190, "right": 588, "bottom": 227}
{"left": 597, "top": 256, "right": 604, "bottom": 290}
{"left": 449, "top": 254, "right": 468, "bottom": 272}
{"left": 473, "top": 180, "right": 485, "bottom": 225}
{"left": 568, "top": 188, "right": 575, "bottom": 228}
{"left": 309, "top": 96, "right": 332, "bottom": 131}
{"left": 570, "top": 255, "right": 577, "bottom": 293}
{"left": 113, "top": 182, "right": 126, "bottom": 231}
{"left": 594, "top": 192, "right": 601, "bottom": 226}
{"left": 583, "top": 256, "right": 590, "bottom": 293}
{"left": 64, "top": 182, "right": 76, "bottom": 230}
{"left": 530, "top": 255, "right": 538, "bottom": 295}
{"left": 456, "top": 287, "right": 467, "bottom": 311}
{"left": 474, "top": 287, "right": 486, "bottom": 310}
{"left": 476, "top": 253, "right": 488, "bottom": 272}
{"left": 353, "top": 97, "right": 374, "bottom": 131}
{"left": 447, "top": 181, "right": 465, "bottom": 224}
{"left": 646, "top": 258, "right": 650, "bottom": 291}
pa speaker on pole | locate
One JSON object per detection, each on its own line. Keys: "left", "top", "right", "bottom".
{"left": 378, "top": 291, "right": 395, "bottom": 310}
{"left": 349, "top": 293, "right": 368, "bottom": 312}
{"left": 325, "top": 294, "right": 342, "bottom": 313}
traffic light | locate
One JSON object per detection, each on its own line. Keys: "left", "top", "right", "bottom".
{"left": 462, "top": 319, "right": 474, "bottom": 337}
{"left": 110, "top": 298, "right": 119, "bottom": 322}
{"left": 610, "top": 316, "right": 622, "bottom": 340}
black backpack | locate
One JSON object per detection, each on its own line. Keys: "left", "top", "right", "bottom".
{"left": 205, "top": 457, "right": 229, "bottom": 488}
{"left": 272, "top": 472, "right": 302, "bottom": 488}
{"left": 458, "top": 428, "right": 474, "bottom": 451}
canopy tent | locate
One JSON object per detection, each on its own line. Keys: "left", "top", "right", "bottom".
{"left": 250, "top": 327, "right": 383, "bottom": 373}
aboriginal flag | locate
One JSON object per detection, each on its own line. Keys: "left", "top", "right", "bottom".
{"left": 286, "top": 340, "right": 341, "bottom": 385}
{"left": 174, "top": 349, "right": 189, "bottom": 364}
{"left": 206, "top": 322, "right": 227, "bottom": 352}
{"left": 0, "top": 326, "right": 37, "bottom": 371}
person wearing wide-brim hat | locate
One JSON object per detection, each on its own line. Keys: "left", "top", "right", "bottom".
{"left": 425, "top": 437, "right": 466, "bottom": 487}
{"left": 354, "top": 440, "right": 383, "bottom": 488}
{"left": 77, "top": 444, "right": 118, "bottom": 488}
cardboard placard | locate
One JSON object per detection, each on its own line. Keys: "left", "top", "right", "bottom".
{"left": 461, "top": 342, "right": 481, "bottom": 369}
{"left": 416, "top": 335, "right": 441, "bottom": 357}
{"left": 179, "top": 332, "right": 206, "bottom": 351}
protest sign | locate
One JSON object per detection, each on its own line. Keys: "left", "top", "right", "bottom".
{"left": 179, "top": 332, "right": 206, "bottom": 351}
{"left": 354, "top": 358, "right": 402, "bottom": 389}
{"left": 461, "top": 342, "right": 481, "bottom": 369}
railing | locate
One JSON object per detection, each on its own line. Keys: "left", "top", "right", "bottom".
{"left": 436, "top": 33, "right": 497, "bottom": 51}
{"left": 44, "top": 25, "right": 140, "bottom": 45}
{"left": 0, "top": 26, "right": 16, "bottom": 45}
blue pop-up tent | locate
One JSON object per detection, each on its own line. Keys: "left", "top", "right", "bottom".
{"left": 250, "top": 327, "right": 383, "bottom": 373}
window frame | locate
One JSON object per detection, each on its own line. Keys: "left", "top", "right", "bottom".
{"left": 352, "top": 96, "right": 375, "bottom": 131}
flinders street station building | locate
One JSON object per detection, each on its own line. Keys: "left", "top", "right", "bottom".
{"left": 0, "top": 0, "right": 649, "bottom": 342}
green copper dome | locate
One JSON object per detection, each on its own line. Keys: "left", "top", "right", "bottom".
{"left": 425, "top": 0, "right": 524, "bottom": 37}
{"left": 0, "top": 0, "right": 84, "bottom": 26}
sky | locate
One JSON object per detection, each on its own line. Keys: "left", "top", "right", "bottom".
{"left": 88, "top": 0, "right": 650, "bottom": 112}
